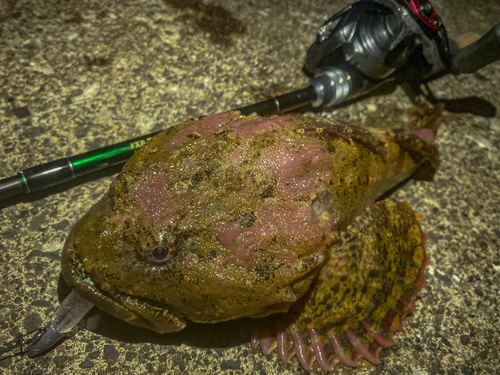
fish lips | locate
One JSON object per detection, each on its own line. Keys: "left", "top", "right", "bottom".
{"left": 61, "top": 200, "right": 186, "bottom": 335}
{"left": 61, "top": 244, "right": 187, "bottom": 334}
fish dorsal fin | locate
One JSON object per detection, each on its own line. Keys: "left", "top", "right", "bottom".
{"left": 253, "top": 200, "right": 429, "bottom": 372}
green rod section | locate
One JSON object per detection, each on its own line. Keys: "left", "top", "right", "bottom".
{"left": 70, "top": 132, "right": 160, "bottom": 176}
{"left": 0, "top": 131, "right": 161, "bottom": 199}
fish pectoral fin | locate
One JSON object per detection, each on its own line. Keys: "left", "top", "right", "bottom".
{"left": 252, "top": 201, "right": 429, "bottom": 372}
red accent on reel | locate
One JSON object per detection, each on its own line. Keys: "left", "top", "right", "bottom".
{"left": 408, "top": 0, "right": 441, "bottom": 31}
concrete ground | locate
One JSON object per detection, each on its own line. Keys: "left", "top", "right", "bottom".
{"left": 0, "top": 0, "right": 499, "bottom": 374}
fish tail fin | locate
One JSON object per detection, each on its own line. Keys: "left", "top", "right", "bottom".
{"left": 252, "top": 201, "right": 429, "bottom": 372}
{"left": 409, "top": 100, "right": 445, "bottom": 135}
{"left": 394, "top": 101, "right": 443, "bottom": 173}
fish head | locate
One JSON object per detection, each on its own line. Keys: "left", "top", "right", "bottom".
{"left": 62, "top": 113, "right": 332, "bottom": 333}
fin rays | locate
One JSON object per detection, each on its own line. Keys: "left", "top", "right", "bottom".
{"left": 252, "top": 201, "right": 428, "bottom": 372}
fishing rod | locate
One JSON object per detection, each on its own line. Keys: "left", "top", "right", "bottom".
{"left": 0, "top": 0, "right": 499, "bottom": 202}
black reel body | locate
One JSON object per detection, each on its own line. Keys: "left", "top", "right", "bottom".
{"left": 304, "top": 1, "right": 415, "bottom": 80}
{"left": 304, "top": 0, "right": 457, "bottom": 104}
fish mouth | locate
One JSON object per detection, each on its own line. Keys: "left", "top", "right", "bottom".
{"left": 60, "top": 196, "right": 186, "bottom": 334}
{"left": 61, "top": 239, "right": 186, "bottom": 335}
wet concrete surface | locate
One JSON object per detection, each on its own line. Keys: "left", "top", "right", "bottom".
{"left": 0, "top": 0, "right": 499, "bottom": 374}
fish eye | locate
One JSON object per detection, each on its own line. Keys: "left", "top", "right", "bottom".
{"left": 152, "top": 245, "right": 169, "bottom": 260}
{"left": 142, "top": 243, "right": 176, "bottom": 264}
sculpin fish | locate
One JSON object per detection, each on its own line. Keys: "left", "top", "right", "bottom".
{"left": 58, "top": 111, "right": 437, "bottom": 371}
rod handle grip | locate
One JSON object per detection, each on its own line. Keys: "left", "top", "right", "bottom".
{"left": 452, "top": 23, "right": 500, "bottom": 74}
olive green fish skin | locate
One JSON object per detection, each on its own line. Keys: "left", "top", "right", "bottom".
{"left": 61, "top": 112, "right": 436, "bottom": 335}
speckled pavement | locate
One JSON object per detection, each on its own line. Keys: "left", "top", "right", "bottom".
{"left": 0, "top": 0, "right": 499, "bottom": 374}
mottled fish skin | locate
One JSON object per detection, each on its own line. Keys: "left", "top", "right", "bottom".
{"left": 61, "top": 112, "right": 436, "bottom": 355}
